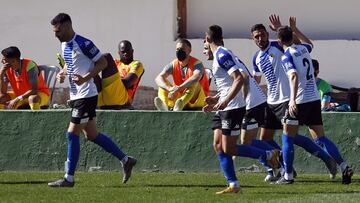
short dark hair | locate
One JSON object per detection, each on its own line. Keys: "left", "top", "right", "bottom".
{"left": 177, "top": 38, "right": 192, "bottom": 49}
{"left": 118, "top": 40, "right": 133, "bottom": 50}
{"left": 1, "top": 46, "right": 21, "bottom": 59}
{"left": 312, "top": 59, "right": 319, "bottom": 71}
{"left": 207, "top": 25, "right": 223, "bottom": 44}
{"left": 51, "top": 13, "right": 72, "bottom": 25}
{"left": 277, "top": 26, "right": 293, "bottom": 44}
{"left": 251, "top": 24, "right": 267, "bottom": 33}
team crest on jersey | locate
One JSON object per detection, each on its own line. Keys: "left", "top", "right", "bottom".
{"left": 72, "top": 50, "right": 78, "bottom": 57}
{"left": 268, "top": 53, "right": 275, "bottom": 63}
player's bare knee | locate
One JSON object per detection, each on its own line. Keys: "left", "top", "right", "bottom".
{"left": 28, "top": 95, "right": 40, "bottom": 103}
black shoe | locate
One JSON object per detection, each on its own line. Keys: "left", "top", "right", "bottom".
{"left": 48, "top": 178, "right": 74, "bottom": 188}
{"left": 123, "top": 156, "right": 137, "bottom": 183}
{"left": 342, "top": 167, "right": 353, "bottom": 184}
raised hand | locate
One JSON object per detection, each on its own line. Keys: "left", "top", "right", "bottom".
{"left": 289, "top": 16, "right": 297, "bottom": 30}
{"left": 269, "top": 14, "right": 282, "bottom": 31}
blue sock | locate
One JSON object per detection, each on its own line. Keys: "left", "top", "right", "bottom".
{"left": 66, "top": 132, "right": 80, "bottom": 176}
{"left": 237, "top": 144, "right": 267, "bottom": 160}
{"left": 282, "top": 134, "right": 294, "bottom": 174}
{"left": 266, "top": 140, "right": 281, "bottom": 150}
{"left": 315, "top": 136, "right": 344, "bottom": 165}
{"left": 251, "top": 140, "right": 275, "bottom": 150}
{"left": 294, "top": 134, "right": 332, "bottom": 162}
{"left": 92, "top": 133, "right": 126, "bottom": 161}
{"left": 218, "top": 152, "right": 237, "bottom": 183}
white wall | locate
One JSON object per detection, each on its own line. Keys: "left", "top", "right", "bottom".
{"left": 0, "top": 0, "right": 177, "bottom": 88}
{"left": 188, "top": 0, "right": 360, "bottom": 40}
{"left": 0, "top": 0, "right": 359, "bottom": 89}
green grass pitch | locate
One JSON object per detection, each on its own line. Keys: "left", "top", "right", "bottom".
{"left": 0, "top": 172, "right": 359, "bottom": 202}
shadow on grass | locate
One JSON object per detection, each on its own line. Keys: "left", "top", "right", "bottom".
{"left": 0, "top": 180, "right": 48, "bottom": 185}
{"left": 296, "top": 177, "right": 360, "bottom": 184}
{"left": 106, "top": 184, "right": 269, "bottom": 189}
{"left": 255, "top": 190, "right": 360, "bottom": 195}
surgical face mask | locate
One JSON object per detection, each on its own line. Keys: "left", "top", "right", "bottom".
{"left": 176, "top": 49, "right": 187, "bottom": 61}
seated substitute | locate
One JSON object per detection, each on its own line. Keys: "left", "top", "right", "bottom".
{"left": 313, "top": 59, "right": 332, "bottom": 110}
{"left": 97, "top": 41, "right": 144, "bottom": 110}
{"left": 154, "top": 38, "right": 209, "bottom": 111}
{"left": 0, "top": 46, "right": 50, "bottom": 110}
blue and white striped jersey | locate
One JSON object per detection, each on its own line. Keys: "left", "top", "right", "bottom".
{"left": 212, "top": 46, "right": 246, "bottom": 111}
{"left": 62, "top": 33, "right": 102, "bottom": 100}
{"left": 253, "top": 41, "right": 290, "bottom": 104}
{"left": 282, "top": 44, "right": 320, "bottom": 104}
{"left": 234, "top": 57, "right": 267, "bottom": 110}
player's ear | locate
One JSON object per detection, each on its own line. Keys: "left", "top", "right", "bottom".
{"left": 205, "top": 36, "right": 212, "bottom": 44}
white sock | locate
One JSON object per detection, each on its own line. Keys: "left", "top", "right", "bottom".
{"left": 340, "top": 162, "right": 348, "bottom": 172}
{"left": 229, "top": 181, "right": 240, "bottom": 188}
{"left": 284, "top": 172, "right": 293, "bottom": 180}
{"left": 121, "top": 156, "right": 129, "bottom": 166}
{"left": 64, "top": 174, "right": 74, "bottom": 182}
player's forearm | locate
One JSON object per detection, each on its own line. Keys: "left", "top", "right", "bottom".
{"left": 242, "top": 78, "right": 249, "bottom": 101}
{"left": 179, "top": 74, "right": 201, "bottom": 89}
{"left": 20, "top": 89, "right": 38, "bottom": 100}
{"left": 224, "top": 75, "right": 243, "bottom": 104}
{"left": 293, "top": 27, "right": 313, "bottom": 46}
{"left": 289, "top": 73, "right": 298, "bottom": 102}
{"left": 0, "top": 81, "right": 7, "bottom": 94}
{"left": 0, "top": 73, "right": 8, "bottom": 94}
{"left": 155, "top": 75, "right": 170, "bottom": 91}
{"left": 84, "top": 56, "right": 107, "bottom": 82}
{"left": 121, "top": 74, "right": 137, "bottom": 89}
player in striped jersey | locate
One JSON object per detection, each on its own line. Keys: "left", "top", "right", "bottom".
{"left": 204, "top": 39, "right": 280, "bottom": 182}
{"left": 251, "top": 15, "right": 338, "bottom": 183}
{"left": 277, "top": 18, "right": 353, "bottom": 184}
{"left": 203, "top": 25, "right": 280, "bottom": 194}
{"left": 48, "top": 13, "right": 136, "bottom": 187}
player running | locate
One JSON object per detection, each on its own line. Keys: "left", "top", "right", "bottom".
{"left": 251, "top": 15, "right": 338, "bottom": 182}
{"left": 203, "top": 25, "right": 280, "bottom": 194}
{"left": 276, "top": 17, "right": 353, "bottom": 184}
{"left": 48, "top": 13, "right": 137, "bottom": 187}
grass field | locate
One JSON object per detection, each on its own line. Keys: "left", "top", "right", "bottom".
{"left": 0, "top": 172, "right": 359, "bottom": 203}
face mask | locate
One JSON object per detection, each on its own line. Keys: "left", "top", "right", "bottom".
{"left": 176, "top": 49, "right": 187, "bottom": 61}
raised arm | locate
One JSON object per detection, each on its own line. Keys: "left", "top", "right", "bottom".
{"left": 289, "top": 17, "right": 313, "bottom": 46}
{"left": 269, "top": 14, "right": 283, "bottom": 32}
